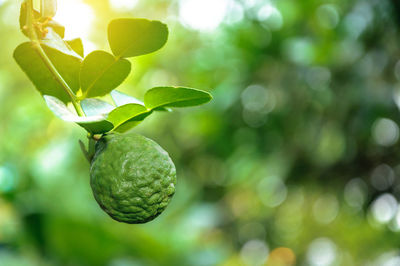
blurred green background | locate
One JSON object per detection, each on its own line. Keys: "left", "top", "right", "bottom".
{"left": 2, "top": 0, "right": 400, "bottom": 265}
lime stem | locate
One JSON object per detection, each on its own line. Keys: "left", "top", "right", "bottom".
{"left": 26, "top": 0, "right": 85, "bottom": 117}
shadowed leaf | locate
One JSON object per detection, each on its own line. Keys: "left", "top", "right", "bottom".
{"left": 111, "top": 90, "right": 170, "bottom": 111}
{"left": 107, "top": 104, "right": 152, "bottom": 132}
{"left": 111, "top": 90, "right": 144, "bottom": 106}
{"left": 44, "top": 95, "right": 113, "bottom": 134}
{"left": 81, "top": 99, "right": 115, "bottom": 117}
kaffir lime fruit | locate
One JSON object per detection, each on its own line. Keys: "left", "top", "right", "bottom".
{"left": 90, "top": 132, "right": 176, "bottom": 224}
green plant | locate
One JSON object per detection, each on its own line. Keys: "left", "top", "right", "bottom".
{"left": 13, "top": 0, "right": 212, "bottom": 223}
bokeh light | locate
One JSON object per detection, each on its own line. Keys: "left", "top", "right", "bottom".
{"left": 266, "top": 247, "right": 296, "bottom": 266}
{"left": 344, "top": 178, "right": 368, "bottom": 210}
{"left": 178, "top": 0, "right": 228, "bottom": 31}
{"left": 257, "top": 3, "right": 283, "bottom": 30}
{"left": 307, "top": 238, "right": 337, "bottom": 266}
{"left": 312, "top": 194, "right": 339, "bottom": 224}
{"left": 316, "top": 4, "right": 340, "bottom": 29}
{"left": 240, "top": 239, "right": 269, "bottom": 266}
{"left": 257, "top": 176, "right": 287, "bottom": 207}
{"left": 371, "top": 194, "right": 398, "bottom": 224}
{"left": 372, "top": 118, "right": 399, "bottom": 147}
{"left": 371, "top": 164, "right": 395, "bottom": 191}
{"left": 109, "top": 0, "right": 138, "bottom": 11}
{"left": 0, "top": 165, "right": 15, "bottom": 193}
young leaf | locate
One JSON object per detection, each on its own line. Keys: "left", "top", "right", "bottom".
{"left": 66, "top": 38, "right": 84, "bottom": 57}
{"left": 108, "top": 18, "right": 168, "bottom": 58}
{"left": 14, "top": 41, "right": 81, "bottom": 103}
{"left": 43, "top": 95, "right": 113, "bottom": 134}
{"left": 46, "top": 20, "right": 65, "bottom": 39}
{"left": 81, "top": 99, "right": 115, "bottom": 117}
{"left": 40, "top": 0, "right": 57, "bottom": 17}
{"left": 80, "top": 51, "right": 131, "bottom": 98}
{"left": 19, "top": 2, "right": 41, "bottom": 38}
{"left": 111, "top": 90, "right": 144, "bottom": 106}
{"left": 41, "top": 28, "right": 81, "bottom": 58}
{"left": 144, "top": 87, "right": 212, "bottom": 109}
{"left": 107, "top": 104, "right": 151, "bottom": 132}
{"left": 19, "top": 2, "right": 64, "bottom": 38}
{"left": 33, "top": 0, "right": 40, "bottom": 12}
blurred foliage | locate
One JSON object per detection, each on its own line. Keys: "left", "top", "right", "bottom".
{"left": 2, "top": 0, "right": 400, "bottom": 265}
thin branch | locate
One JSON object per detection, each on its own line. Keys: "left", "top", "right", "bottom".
{"left": 26, "top": 0, "right": 85, "bottom": 117}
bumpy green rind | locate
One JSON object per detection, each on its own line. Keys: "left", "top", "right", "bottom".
{"left": 90, "top": 133, "right": 176, "bottom": 224}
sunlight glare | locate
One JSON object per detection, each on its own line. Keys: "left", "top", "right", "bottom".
{"left": 53, "top": 0, "right": 95, "bottom": 54}
{"left": 179, "top": 0, "right": 229, "bottom": 31}
{"left": 109, "top": 0, "right": 138, "bottom": 11}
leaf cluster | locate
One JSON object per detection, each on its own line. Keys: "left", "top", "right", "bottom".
{"left": 14, "top": 0, "right": 212, "bottom": 135}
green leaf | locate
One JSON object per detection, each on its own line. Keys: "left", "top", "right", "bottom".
{"left": 66, "top": 38, "right": 84, "bottom": 57}
{"left": 46, "top": 20, "right": 65, "bottom": 39}
{"left": 14, "top": 41, "right": 82, "bottom": 103}
{"left": 44, "top": 95, "right": 113, "bottom": 134}
{"left": 41, "top": 28, "right": 81, "bottom": 58}
{"left": 81, "top": 99, "right": 115, "bottom": 117}
{"left": 40, "top": 0, "right": 57, "bottom": 17}
{"left": 78, "top": 120, "right": 114, "bottom": 134}
{"left": 144, "top": 87, "right": 212, "bottom": 109}
{"left": 107, "top": 104, "right": 152, "bottom": 132}
{"left": 108, "top": 18, "right": 168, "bottom": 58}
{"left": 80, "top": 51, "right": 131, "bottom": 98}
{"left": 111, "top": 90, "right": 144, "bottom": 106}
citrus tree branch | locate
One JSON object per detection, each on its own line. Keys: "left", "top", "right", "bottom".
{"left": 26, "top": 0, "right": 85, "bottom": 117}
